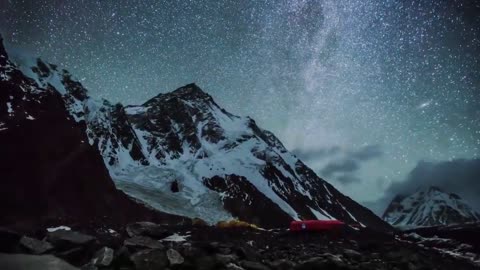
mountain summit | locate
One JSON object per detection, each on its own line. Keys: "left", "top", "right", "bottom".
{"left": 383, "top": 186, "right": 480, "bottom": 228}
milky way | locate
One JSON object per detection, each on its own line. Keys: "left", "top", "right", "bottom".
{"left": 1, "top": 0, "right": 479, "bottom": 206}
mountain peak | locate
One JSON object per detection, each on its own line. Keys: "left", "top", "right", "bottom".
{"left": 170, "top": 83, "right": 211, "bottom": 100}
{"left": 143, "top": 83, "right": 213, "bottom": 107}
{"left": 383, "top": 186, "right": 480, "bottom": 228}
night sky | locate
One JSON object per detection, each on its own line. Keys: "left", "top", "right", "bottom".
{"left": 1, "top": 0, "right": 479, "bottom": 212}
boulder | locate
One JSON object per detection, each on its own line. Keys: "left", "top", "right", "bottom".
{"left": 236, "top": 246, "right": 260, "bottom": 261}
{"left": 216, "top": 254, "right": 239, "bottom": 265}
{"left": 343, "top": 249, "right": 362, "bottom": 260}
{"left": 55, "top": 246, "right": 91, "bottom": 266}
{"left": 126, "top": 222, "right": 172, "bottom": 239}
{"left": 171, "top": 180, "right": 180, "bottom": 193}
{"left": 130, "top": 249, "right": 169, "bottom": 270}
{"left": 295, "top": 256, "right": 352, "bottom": 270}
{"left": 47, "top": 230, "right": 96, "bottom": 249}
{"left": 166, "top": 248, "right": 184, "bottom": 265}
{"left": 268, "top": 259, "right": 296, "bottom": 270}
{"left": 226, "top": 263, "right": 245, "bottom": 270}
{"left": 240, "top": 260, "right": 270, "bottom": 270}
{"left": 124, "top": 236, "right": 165, "bottom": 250}
{"left": 0, "top": 253, "right": 79, "bottom": 270}
{"left": 80, "top": 262, "right": 98, "bottom": 270}
{"left": 91, "top": 247, "right": 114, "bottom": 267}
{"left": 19, "top": 236, "right": 54, "bottom": 254}
{"left": 111, "top": 246, "right": 134, "bottom": 269}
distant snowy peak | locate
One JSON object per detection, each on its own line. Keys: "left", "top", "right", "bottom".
{"left": 383, "top": 186, "right": 480, "bottom": 228}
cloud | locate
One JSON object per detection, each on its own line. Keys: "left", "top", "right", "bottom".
{"left": 292, "top": 144, "right": 384, "bottom": 186}
{"left": 291, "top": 146, "right": 341, "bottom": 161}
{"left": 335, "top": 174, "right": 363, "bottom": 185}
{"left": 367, "top": 158, "right": 480, "bottom": 215}
{"left": 321, "top": 159, "right": 359, "bottom": 177}
{"left": 317, "top": 144, "right": 384, "bottom": 182}
{"left": 349, "top": 144, "right": 383, "bottom": 161}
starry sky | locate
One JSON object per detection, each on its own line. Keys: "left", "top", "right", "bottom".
{"left": 1, "top": 0, "right": 479, "bottom": 213}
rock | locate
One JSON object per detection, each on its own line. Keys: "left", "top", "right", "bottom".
{"left": 56, "top": 246, "right": 91, "bottom": 266}
{"left": 219, "top": 247, "right": 232, "bottom": 255}
{"left": 111, "top": 246, "right": 134, "bottom": 269}
{"left": 226, "top": 263, "right": 246, "bottom": 270}
{"left": 268, "top": 259, "right": 296, "bottom": 270}
{"left": 216, "top": 254, "right": 239, "bottom": 265}
{"left": 126, "top": 222, "right": 172, "bottom": 239}
{"left": 19, "top": 236, "right": 54, "bottom": 254}
{"left": 343, "top": 249, "right": 362, "bottom": 259}
{"left": 321, "top": 253, "right": 344, "bottom": 264}
{"left": 0, "top": 253, "right": 79, "bottom": 270}
{"left": 171, "top": 180, "right": 180, "bottom": 192}
{"left": 47, "top": 230, "right": 96, "bottom": 249}
{"left": 80, "top": 262, "right": 98, "bottom": 270}
{"left": 124, "top": 236, "right": 165, "bottom": 250}
{"left": 181, "top": 243, "right": 201, "bottom": 259}
{"left": 295, "top": 256, "right": 351, "bottom": 270}
{"left": 92, "top": 247, "right": 114, "bottom": 267}
{"left": 166, "top": 248, "right": 184, "bottom": 265}
{"left": 0, "top": 227, "right": 21, "bottom": 252}
{"left": 130, "top": 249, "right": 169, "bottom": 270}
{"left": 240, "top": 260, "right": 270, "bottom": 270}
{"left": 236, "top": 246, "right": 260, "bottom": 261}
{"left": 370, "top": 253, "right": 380, "bottom": 260}
{"left": 217, "top": 243, "right": 234, "bottom": 255}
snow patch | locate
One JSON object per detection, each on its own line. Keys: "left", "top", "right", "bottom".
{"left": 161, "top": 233, "right": 190, "bottom": 242}
{"left": 309, "top": 207, "right": 333, "bottom": 220}
{"left": 47, "top": 226, "right": 71, "bottom": 232}
{"left": 6, "top": 102, "right": 13, "bottom": 114}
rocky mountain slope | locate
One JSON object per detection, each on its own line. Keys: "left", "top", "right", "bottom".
{"left": 0, "top": 36, "right": 187, "bottom": 231}
{"left": 382, "top": 186, "right": 480, "bottom": 228}
{"left": 0, "top": 35, "right": 390, "bottom": 231}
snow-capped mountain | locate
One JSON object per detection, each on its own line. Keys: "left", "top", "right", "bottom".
{"left": 383, "top": 186, "right": 480, "bottom": 228}
{"left": 0, "top": 36, "right": 390, "bottom": 230}
{"left": 87, "top": 84, "right": 392, "bottom": 229}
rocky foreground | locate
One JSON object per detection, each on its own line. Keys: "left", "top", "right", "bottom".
{"left": 1, "top": 222, "right": 478, "bottom": 270}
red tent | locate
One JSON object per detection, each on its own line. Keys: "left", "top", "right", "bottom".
{"left": 290, "top": 220, "right": 345, "bottom": 232}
